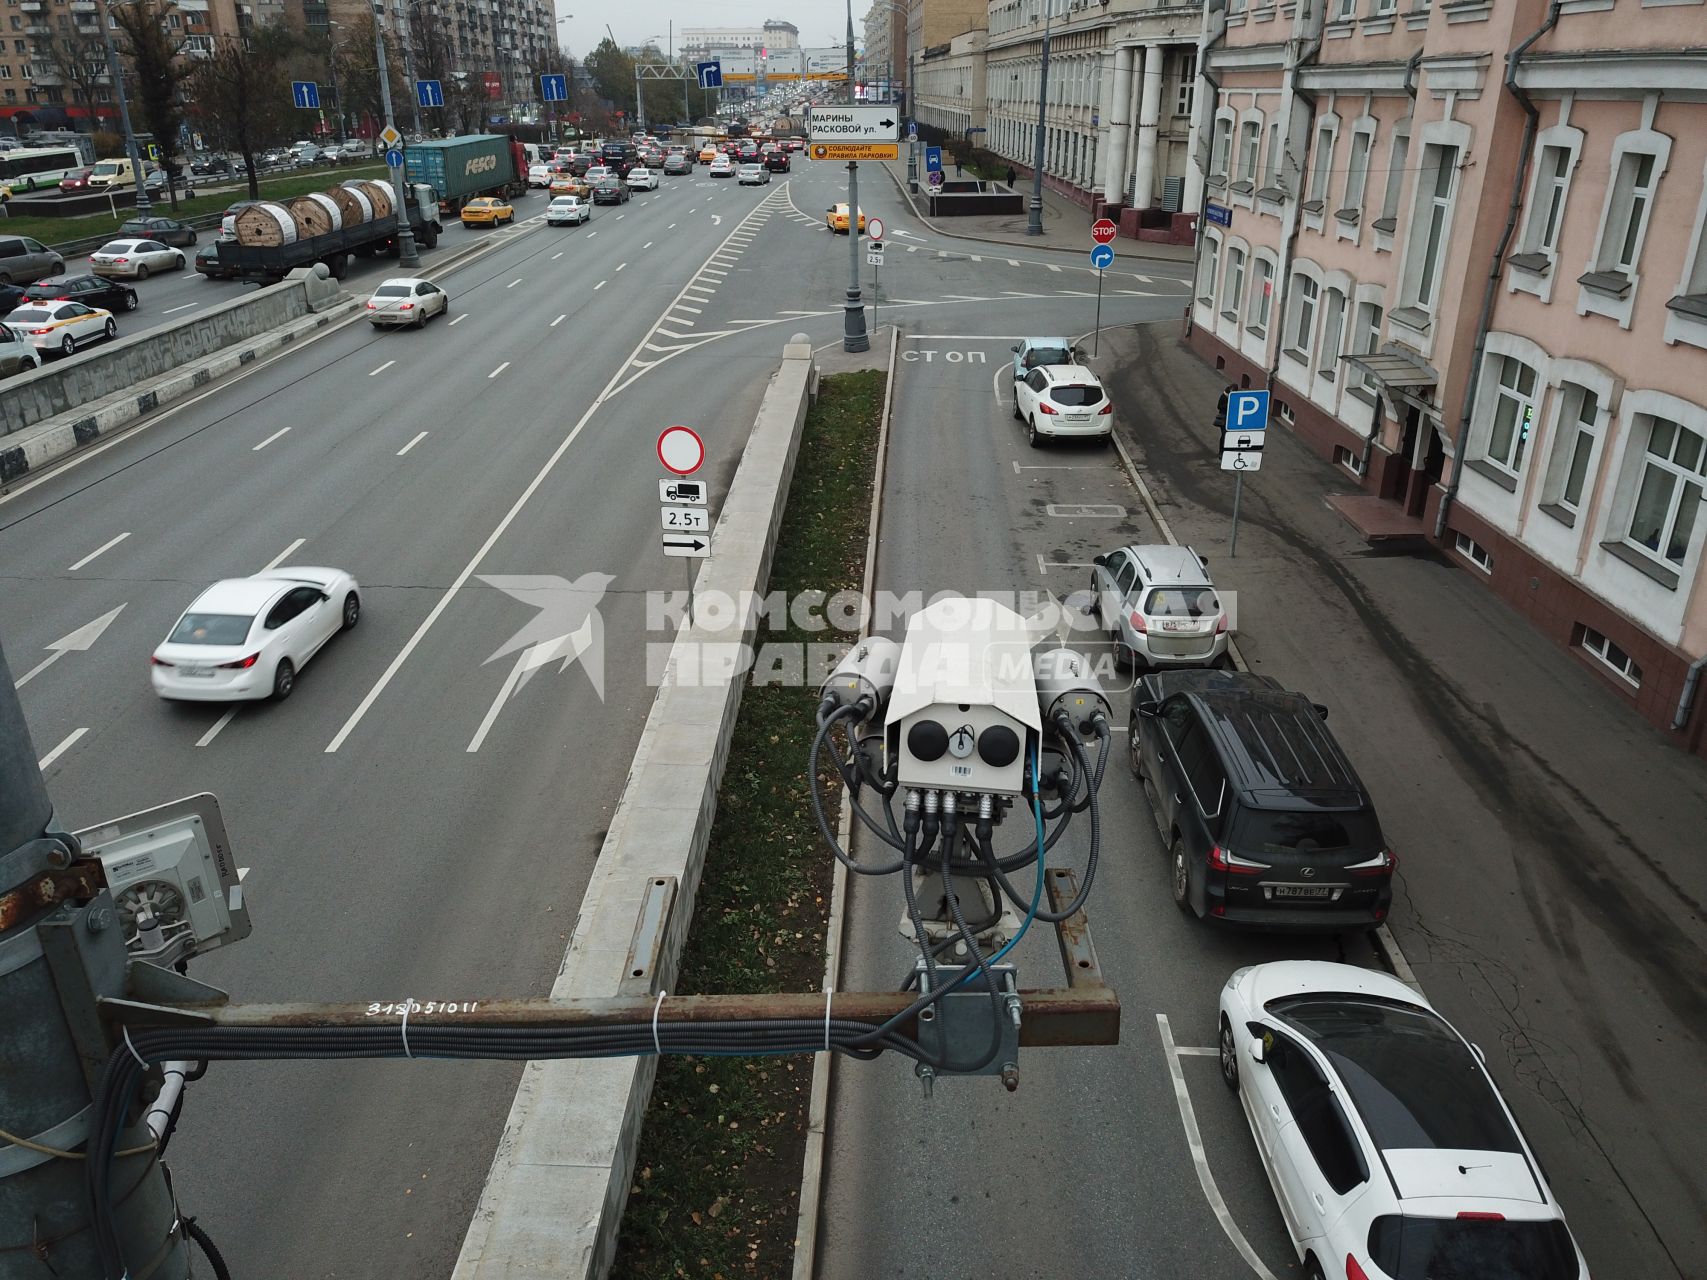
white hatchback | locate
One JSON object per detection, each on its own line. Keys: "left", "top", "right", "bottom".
{"left": 151, "top": 568, "right": 361, "bottom": 702}
{"left": 89, "top": 238, "right": 185, "bottom": 279}
{"left": 625, "top": 167, "right": 659, "bottom": 190}
{"left": 546, "top": 195, "right": 590, "bottom": 225}
{"left": 1013, "top": 364, "right": 1113, "bottom": 447}
{"left": 1219, "top": 962, "right": 1590, "bottom": 1280}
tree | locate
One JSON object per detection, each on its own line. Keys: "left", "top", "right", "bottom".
{"left": 583, "top": 37, "right": 634, "bottom": 121}
{"left": 32, "top": 15, "right": 110, "bottom": 126}
{"left": 110, "top": 0, "right": 195, "bottom": 210}
{"left": 187, "top": 22, "right": 297, "bottom": 198}
{"left": 331, "top": 13, "right": 407, "bottom": 142}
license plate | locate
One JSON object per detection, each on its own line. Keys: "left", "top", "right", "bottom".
{"left": 179, "top": 664, "right": 214, "bottom": 677}
{"left": 1270, "top": 884, "right": 1333, "bottom": 900}
{"left": 1160, "top": 619, "right": 1196, "bottom": 632}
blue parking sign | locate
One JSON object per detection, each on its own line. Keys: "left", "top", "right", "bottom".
{"left": 1226, "top": 390, "right": 1270, "bottom": 434}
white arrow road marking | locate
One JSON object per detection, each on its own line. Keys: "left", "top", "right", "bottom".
{"left": 38, "top": 727, "right": 87, "bottom": 770}
{"left": 67, "top": 531, "right": 130, "bottom": 572}
{"left": 891, "top": 228, "right": 925, "bottom": 239}
{"left": 16, "top": 604, "right": 126, "bottom": 687}
{"left": 711, "top": 214, "right": 722, "bottom": 225}
{"left": 466, "top": 614, "right": 597, "bottom": 752}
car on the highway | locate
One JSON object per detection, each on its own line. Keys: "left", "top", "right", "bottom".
{"left": 150, "top": 567, "right": 361, "bottom": 702}
{"left": 528, "top": 163, "right": 552, "bottom": 188}
{"left": 698, "top": 145, "right": 718, "bottom": 164}
{"left": 765, "top": 150, "right": 791, "bottom": 173}
{"left": 1014, "top": 364, "right": 1112, "bottom": 446}
{"left": 0, "top": 320, "right": 43, "bottom": 377}
{"left": 787, "top": 137, "right": 805, "bottom": 151}
{"left": 1218, "top": 961, "right": 1590, "bottom": 1280}
{"left": 826, "top": 203, "right": 866, "bottom": 233}
{"left": 625, "top": 166, "right": 660, "bottom": 191}
{"left": 546, "top": 195, "right": 590, "bottom": 226}
{"left": 189, "top": 154, "right": 234, "bottom": 178}
{"left": 567, "top": 152, "right": 594, "bottom": 175}
{"left": 549, "top": 173, "right": 590, "bottom": 199}
{"left": 591, "top": 178, "right": 629, "bottom": 205}
{"left": 1129, "top": 668, "right": 1394, "bottom": 927}
{"left": 709, "top": 155, "right": 734, "bottom": 178}
{"left": 23, "top": 273, "right": 139, "bottom": 314}
{"left": 89, "top": 239, "right": 185, "bottom": 279}
{"left": 292, "top": 145, "right": 325, "bottom": 166}
{"left": 662, "top": 152, "right": 691, "bottom": 176}
{"left": 119, "top": 215, "right": 198, "bottom": 247}
{"left": 460, "top": 196, "right": 515, "bottom": 227}
{"left": 0, "top": 281, "right": 23, "bottom": 317}
{"left": 59, "top": 166, "right": 97, "bottom": 192}
{"left": 335, "top": 141, "right": 368, "bottom": 161}
{"left": 366, "top": 276, "right": 448, "bottom": 328}
{"left": 195, "top": 242, "right": 238, "bottom": 280}
{"left": 5, "top": 300, "right": 116, "bottom": 357}
{"left": 1010, "top": 336, "right": 1078, "bottom": 380}
{"left": 584, "top": 165, "right": 613, "bottom": 184}
{"left": 1090, "top": 544, "right": 1228, "bottom": 671}
{"left": 0, "top": 235, "right": 64, "bottom": 285}
{"left": 737, "top": 163, "right": 770, "bottom": 186}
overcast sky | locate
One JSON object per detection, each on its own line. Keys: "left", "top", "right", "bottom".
{"left": 554, "top": 1, "right": 861, "bottom": 59}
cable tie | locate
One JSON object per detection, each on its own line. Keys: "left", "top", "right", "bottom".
{"left": 399, "top": 1000, "right": 413, "bottom": 1060}
{"left": 651, "top": 990, "right": 668, "bottom": 1058}
{"left": 823, "top": 985, "right": 834, "bottom": 1053}
{"left": 122, "top": 1025, "right": 147, "bottom": 1070}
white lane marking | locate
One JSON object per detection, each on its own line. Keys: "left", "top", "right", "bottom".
{"left": 1157, "top": 1014, "right": 1281, "bottom": 1280}
{"left": 1048, "top": 264, "right": 1063, "bottom": 273}
{"left": 1175, "top": 1045, "right": 1220, "bottom": 1056}
{"left": 1014, "top": 460, "right": 1094, "bottom": 472}
{"left": 643, "top": 241, "right": 653, "bottom": 249}
{"left": 449, "top": 313, "right": 468, "bottom": 325}
{"left": 488, "top": 361, "right": 511, "bottom": 379}
{"left": 161, "top": 303, "right": 198, "bottom": 315}
{"left": 1007, "top": 258, "right": 1020, "bottom": 267}
{"left": 971, "top": 254, "right": 983, "bottom": 262}
{"left": 587, "top": 230, "right": 597, "bottom": 237}
{"left": 689, "top": 207, "right": 697, "bottom": 213}
{"left": 1035, "top": 554, "right": 1098, "bottom": 576}
{"left": 67, "top": 530, "right": 131, "bottom": 572}
{"left": 616, "top": 262, "right": 626, "bottom": 272}
{"left": 551, "top": 314, "right": 566, "bottom": 326}
{"left": 369, "top": 359, "right": 395, "bottom": 376}
{"left": 669, "top": 223, "right": 677, "bottom": 229}
{"left": 551, "top": 251, "right": 564, "bottom": 260}
{"left": 261, "top": 538, "right": 305, "bottom": 572}
{"left": 616, "top": 214, "right": 625, "bottom": 220}
{"left": 38, "top": 727, "right": 88, "bottom": 770}
{"left": 1047, "top": 503, "right": 1127, "bottom": 518}
{"left": 252, "top": 427, "right": 290, "bottom": 452}
{"left": 196, "top": 707, "right": 238, "bottom": 748}
{"left": 668, "top": 317, "right": 696, "bottom": 327}
{"left": 397, "top": 431, "right": 429, "bottom": 456}
{"left": 507, "top": 278, "right": 522, "bottom": 288}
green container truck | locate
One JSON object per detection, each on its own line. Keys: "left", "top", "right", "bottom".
{"left": 405, "top": 135, "right": 529, "bottom": 213}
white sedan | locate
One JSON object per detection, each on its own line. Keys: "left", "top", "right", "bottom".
{"left": 151, "top": 568, "right": 361, "bottom": 702}
{"left": 1014, "top": 364, "right": 1113, "bottom": 447}
{"left": 1219, "top": 961, "right": 1590, "bottom": 1280}
{"left": 365, "top": 276, "right": 448, "bottom": 327}
{"left": 546, "top": 195, "right": 590, "bottom": 226}
{"left": 89, "top": 238, "right": 185, "bottom": 279}
{"left": 737, "top": 163, "right": 770, "bottom": 186}
{"left": 708, "top": 155, "right": 734, "bottom": 178}
{"left": 5, "top": 301, "right": 116, "bottom": 357}
{"left": 625, "top": 167, "right": 660, "bottom": 191}
{"left": 527, "top": 163, "right": 551, "bottom": 188}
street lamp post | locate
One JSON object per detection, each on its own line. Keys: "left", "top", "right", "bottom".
{"left": 842, "top": 0, "right": 867, "bottom": 352}
{"left": 1026, "top": 0, "right": 1054, "bottom": 236}
{"left": 370, "top": 2, "right": 420, "bottom": 268}
{"left": 96, "top": 0, "right": 150, "bottom": 214}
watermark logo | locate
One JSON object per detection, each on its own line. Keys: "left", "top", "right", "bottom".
{"left": 479, "top": 573, "right": 616, "bottom": 699}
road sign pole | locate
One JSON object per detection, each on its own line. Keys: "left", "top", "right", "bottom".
{"left": 1230, "top": 471, "right": 1243, "bottom": 558}
{"left": 1093, "top": 267, "right": 1104, "bottom": 358}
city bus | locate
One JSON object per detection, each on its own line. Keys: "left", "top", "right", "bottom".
{"left": 0, "top": 145, "right": 88, "bottom": 191}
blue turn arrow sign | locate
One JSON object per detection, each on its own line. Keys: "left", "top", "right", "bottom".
{"left": 1089, "top": 244, "right": 1115, "bottom": 270}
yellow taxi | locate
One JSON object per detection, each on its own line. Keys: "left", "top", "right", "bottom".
{"left": 698, "top": 145, "right": 718, "bottom": 165}
{"left": 826, "top": 203, "right": 867, "bottom": 235}
{"left": 549, "top": 174, "right": 589, "bottom": 198}
{"left": 460, "top": 197, "right": 515, "bottom": 227}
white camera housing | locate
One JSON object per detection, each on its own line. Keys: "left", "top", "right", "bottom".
{"left": 820, "top": 635, "right": 902, "bottom": 722}
{"left": 77, "top": 793, "right": 251, "bottom": 959}
{"left": 1034, "top": 647, "right": 1112, "bottom": 735}
{"left": 885, "top": 598, "right": 1042, "bottom": 796}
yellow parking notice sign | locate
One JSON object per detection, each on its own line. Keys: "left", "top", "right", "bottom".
{"left": 809, "top": 142, "right": 900, "bottom": 161}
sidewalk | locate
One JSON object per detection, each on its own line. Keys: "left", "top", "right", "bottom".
{"left": 1091, "top": 320, "right": 1707, "bottom": 1275}
{"left": 873, "top": 157, "right": 1194, "bottom": 264}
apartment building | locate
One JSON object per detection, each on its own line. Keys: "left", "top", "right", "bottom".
{"left": 914, "top": 28, "right": 986, "bottom": 137}
{"left": 985, "top": 0, "right": 1205, "bottom": 236}
{"left": 681, "top": 21, "right": 800, "bottom": 60}
{"left": 1187, "top": 0, "right": 1707, "bottom": 754}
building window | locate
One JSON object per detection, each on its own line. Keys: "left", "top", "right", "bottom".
{"left": 1626, "top": 416, "right": 1706, "bottom": 567}
{"left": 1175, "top": 52, "right": 1195, "bottom": 118}
{"left": 1307, "top": 124, "right": 1334, "bottom": 204}
{"left": 1238, "top": 119, "right": 1260, "bottom": 186}
{"left": 1578, "top": 626, "right": 1642, "bottom": 688}
{"left": 1342, "top": 129, "right": 1371, "bottom": 216}
{"left": 1318, "top": 287, "right": 1347, "bottom": 380}
{"left": 1353, "top": 301, "right": 1383, "bottom": 393}
{"left": 1379, "top": 126, "right": 1410, "bottom": 226}
{"left": 1525, "top": 144, "right": 1572, "bottom": 257}
{"left": 1543, "top": 385, "right": 1600, "bottom": 516}
{"left": 1224, "top": 246, "right": 1246, "bottom": 320}
{"left": 1597, "top": 149, "right": 1660, "bottom": 276}
{"left": 1263, "top": 120, "right": 1281, "bottom": 188}
{"left": 1198, "top": 237, "right": 1220, "bottom": 306}
{"left": 1484, "top": 356, "right": 1539, "bottom": 476}
{"left": 1373, "top": 0, "right": 1397, "bottom": 13}
{"left": 1287, "top": 274, "right": 1320, "bottom": 360}
{"left": 1210, "top": 115, "right": 1232, "bottom": 180}
{"left": 1414, "top": 144, "right": 1459, "bottom": 311}
{"left": 1335, "top": 445, "right": 1367, "bottom": 477}
{"left": 1249, "top": 255, "right": 1274, "bottom": 334}
{"left": 1334, "top": 0, "right": 1355, "bottom": 16}
{"left": 1454, "top": 531, "right": 1493, "bottom": 573}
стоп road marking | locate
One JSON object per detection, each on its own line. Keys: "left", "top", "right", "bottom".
{"left": 397, "top": 431, "right": 428, "bottom": 456}
{"left": 369, "top": 359, "right": 394, "bottom": 376}
{"left": 488, "top": 361, "right": 510, "bottom": 379}
{"left": 252, "top": 427, "right": 290, "bottom": 451}
{"left": 38, "top": 727, "right": 87, "bottom": 770}
{"left": 67, "top": 530, "right": 130, "bottom": 571}
{"left": 260, "top": 538, "right": 305, "bottom": 572}
{"left": 196, "top": 708, "right": 238, "bottom": 748}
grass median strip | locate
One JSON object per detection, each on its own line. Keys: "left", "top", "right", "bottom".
{"left": 610, "top": 368, "right": 885, "bottom": 1280}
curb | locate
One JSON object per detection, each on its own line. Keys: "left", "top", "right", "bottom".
{"left": 790, "top": 323, "right": 900, "bottom": 1280}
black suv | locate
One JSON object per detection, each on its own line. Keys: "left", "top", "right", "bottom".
{"left": 1129, "top": 669, "right": 1393, "bottom": 929}
{"left": 599, "top": 144, "right": 634, "bottom": 178}
{"left": 764, "top": 150, "right": 791, "bottom": 173}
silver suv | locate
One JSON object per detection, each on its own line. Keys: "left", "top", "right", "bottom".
{"left": 0, "top": 235, "right": 64, "bottom": 286}
{"left": 1091, "top": 544, "right": 1230, "bottom": 671}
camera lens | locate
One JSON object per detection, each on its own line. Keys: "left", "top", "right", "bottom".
{"left": 979, "top": 725, "right": 1020, "bottom": 767}
{"left": 908, "top": 719, "right": 949, "bottom": 761}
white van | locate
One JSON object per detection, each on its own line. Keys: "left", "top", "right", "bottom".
{"left": 87, "top": 156, "right": 142, "bottom": 188}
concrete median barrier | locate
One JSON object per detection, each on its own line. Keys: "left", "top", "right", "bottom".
{"left": 451, "top": 338, "right": 818, "bottom": 1280}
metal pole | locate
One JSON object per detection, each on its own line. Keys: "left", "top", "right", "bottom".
{"left": 372, "top": 6, "right": 420, "bottom": 268}
{"left": 1230, "top": 471, "right": 1243, "bottom": 557}
{"left": 842, "top": 0, "right": 867, "bottom": 353}
{"left": 97, "top": 0, "right": 150, "bottom": 214}
{"left": 635, "top": 64, "right": 645, "bottom": 135}
{"left": 906, "top": 50, "right": 917, "bottom": 192}
{"left": 1093, "top": 266, "right": 1103, "bottom": 357}
{"left": 1026, "top": 0, "right": 1053, "bottom": 236}
{"left": 0, "top": 643, "right": 187, "bottom": 1277}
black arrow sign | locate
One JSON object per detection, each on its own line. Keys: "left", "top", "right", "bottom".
{"left": 664, "top": 538, "right": 707, "bottom": 551}
{"left": 879, "top": 118, "right": 895, "bottom": 128}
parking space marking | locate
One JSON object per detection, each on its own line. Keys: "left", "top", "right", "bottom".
{"left": 369, "top": 360, "right": 394, "bottom": 376}
{"left": 1047, "top": 503, "right": 1128, "bottom": 518}
{"left": 67, "top": 531, "right": 131, "bottom": 571}
{"left": 397, "top": 432, "right": 428, "bottom": 456}
{"left": 196, "top": 708, "right": 238, "bottom": 749}
{"left": 1157, "top": 1014, "right": 1281, "bottom": 1280}
{"left": 38, "top": 727, "right": 88, "bottom": 770}
{"left": 449, "top": 314, "right": 467, "bottom": 326}
{"left": 488, "top": 361, "right": 511, "bottom": 379}
{"left": 252, "top": 427, "right": 290, "bottom": 452}
{"left": 261, "top": 538, "right": 305, "bottom": 572}
{"left": 1013, "top": 461, "right": 1095, "bottom": 472}
{"left": 1036, "top": 554, "right": 1095, "bottom": 576}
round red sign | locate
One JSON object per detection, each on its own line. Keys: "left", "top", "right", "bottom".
{"left": 657, "top": 425, "right": 705, "bottom": 476}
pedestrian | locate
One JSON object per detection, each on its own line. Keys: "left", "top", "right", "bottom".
{"left": 954, "top": 154, "right": 963, "bottom": 178}
{"left": 1005, "top": 165, "right": 1017, "bottom": 187}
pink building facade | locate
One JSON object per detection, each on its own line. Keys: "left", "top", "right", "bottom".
{"left": 1186, "top": 0, "right": 1707, "bottom": 756}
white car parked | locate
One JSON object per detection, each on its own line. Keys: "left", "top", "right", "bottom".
{"left": 89, "top": 239, "right": 185, "bottom": 279}
{"left": 365, "top": 276, "right": 448, "bottom": 327}
{"left": 1219, "top": 961, "right": 1590, "bottom": 1280}
{"left": 5, "top": 301, "right": 116, "bottom": 357}
{"left": 546, "top": 195, "right": 590, "bottom": 226}
{"left": 624, "top": 167, "right": 660, "bottom": 191}
{"left": 151, "top": 568, "right": 361, "bottom": 702}
{"left": 1013, "top": 364, "right": 1113, "bottom": 447}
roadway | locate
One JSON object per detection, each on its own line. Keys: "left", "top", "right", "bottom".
{"left": 1, "top": 152, "right": 1187, "bottom": 1277}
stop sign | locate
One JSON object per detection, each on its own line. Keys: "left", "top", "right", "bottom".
{"left": 1091, "top": 218, "right": 1118, "bottom": 245}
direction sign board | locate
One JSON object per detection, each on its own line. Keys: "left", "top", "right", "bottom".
{"left": 1091, "top": 217, "right": 1118, "bottom": 245}
{"left": 662, "top": 535, "right": 712, "bottom": 559}
{"left": 808, "top": 105, "right": 901, "bottom": 144}
{"left": 696, "top": 60, "right": 723, "bottom": 88}
{"left": 658, "top": 478, "right": 707, "bottom": 505}
{"left": 865, "top": 216, "right": 885, "bottom": 242}
{"left": 1221, "top": 449, "right": 1264, "bottom": 472}
{"left": 416, "top": 79, "right": 444, "bottom": 108}
{"left": 809, "top": 142, "right": 900, "bottom": 161}
{"left": 1089, "top": 244, "right": 1115, "bottom": 270}
{"left": 291, "top": 80, "right": 320, "bottom": 110}
{"left": 379, "top": 125, "right": 402, "bottom": 149}
{"left": 1225, "top": 390, "right": 1270, "bottom": 435}
{"left": 924, "top": 145, "right": 942, "bottom": 174}
{"left": 657, "top": 425, "right": 705, "bottom": 476}
{"left": 662, "top": 506, "right": 711, "bottom": 533}
{"left": 540, "top": 73, "right": 567, "bottom": 103}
